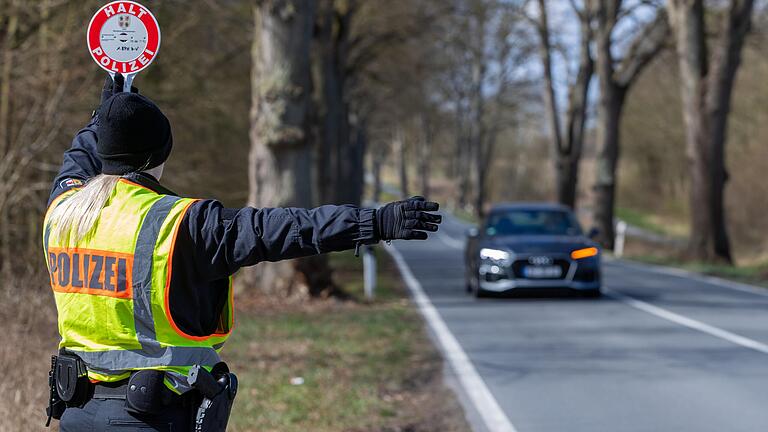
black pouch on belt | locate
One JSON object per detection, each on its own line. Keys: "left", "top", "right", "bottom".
{"left": 188, "top": 363, "right": 238, "bottom": 432}
{"left": 55, "top": 351, "right": 91, "bottom": 408}
{"left": 45, "top": 356, "right": 66, "bottom": 427}
{"left": 124, "top": 370, "right": 174, "bottom": 416}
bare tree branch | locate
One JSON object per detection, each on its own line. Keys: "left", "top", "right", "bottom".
{"left": 614, "top": 8, "right": 670, "bottom": 87}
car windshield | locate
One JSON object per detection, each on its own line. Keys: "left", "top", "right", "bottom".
{"left": 485, "top": 209, "right": 582, "bottom": 236}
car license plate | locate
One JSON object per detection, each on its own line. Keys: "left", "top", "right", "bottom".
{"left": 523, "top": 265, "right": 562, "bottom": 279}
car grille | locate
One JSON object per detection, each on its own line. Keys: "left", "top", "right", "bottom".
{"left": 511, "top": 258, "right": 571, "bottom": 280}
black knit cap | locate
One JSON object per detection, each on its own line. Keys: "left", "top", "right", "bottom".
{"left": 96, "top": 93, "right": 173, "bottom": 175}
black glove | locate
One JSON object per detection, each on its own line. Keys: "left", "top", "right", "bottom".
{"left": 100, "top": 73, "right": 139, "bottom": 104}
{"left": 376, "top": 196, "right": 442, "bottom": 241}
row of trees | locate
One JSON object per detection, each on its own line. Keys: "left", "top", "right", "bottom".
{"left": 245, "top": 0, "right": 758, "bottom": 277}
{"left": 534, "top": 0, "right": 756, "bottom": 263}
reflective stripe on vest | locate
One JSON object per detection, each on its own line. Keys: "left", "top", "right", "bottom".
{"left": 43, "top": 179, "right": 233, "bottom": 392}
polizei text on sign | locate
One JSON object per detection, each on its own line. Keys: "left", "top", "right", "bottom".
{"left": 87, "top": 1, "right": 161, "bottom": 75}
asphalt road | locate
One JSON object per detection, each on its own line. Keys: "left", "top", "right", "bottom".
{"left": 389, "top": 214, "right": 768, "bottom": 432}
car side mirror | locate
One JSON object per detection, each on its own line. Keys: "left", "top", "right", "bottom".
{"left": 466, "top": 227, "right": 479, "bottom": 238}
{"left": 587, "top": 227, "right": 600, "bottom": 240}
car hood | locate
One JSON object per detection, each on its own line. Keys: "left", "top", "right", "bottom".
{"left": 481, "top": 235, "right": 596, "bottom": 254}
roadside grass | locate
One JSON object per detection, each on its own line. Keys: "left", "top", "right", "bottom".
{"left": 616, "top": 207, "right": 662, "bottom": 234}
{"left": 378, "top": 190, "right": 400, "bottom": 203}
{"left": 615, "top": 207, "right": 688, "bottom": 237}
{"left": 225, "top": 249, "right": 469, "bottom": 432}
{"left": 627, "top": 254, "right": 768, "bottom": 289}
{"left": 450, "top": 207, "right": 479, "bottom": 225}
{"left": 614, "top": 207, "right": 768, "bottom": 288}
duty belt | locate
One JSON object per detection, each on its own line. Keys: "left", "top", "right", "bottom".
{"left": 92, "top": 381, "right": 129, "bottom": 400}
{"left": 93, "top": 380, "right": 200, "bottom": 408}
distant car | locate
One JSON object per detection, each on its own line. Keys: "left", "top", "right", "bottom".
{"left": 465, "top": 203, "right": 601, "bottom": 298}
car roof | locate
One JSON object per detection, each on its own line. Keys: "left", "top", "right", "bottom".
{"left": 488, "top": 202, "right": 573, "bottom": 213}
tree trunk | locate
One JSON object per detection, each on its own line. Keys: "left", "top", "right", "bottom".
{"left": 668, "top": 0, "right": 753, "bottom": 263}
{"left": 537, "top": 0, "right": 593, "bottom": 210}
{"left": 457, "top": 136, "right": 470, "bottom": 209}
{"left": 536, "top": 0, "right": 565, "bottom": 202}
{"left": 241, "top": 0, "right": 336, "bottom": 297}
{"left": 593, "top": 84, "right": 626, "bottom": 249}
{"left": 669, "top": 0, "right": 710, "bottom": 260}
{"left": 317, "top": 0, "right": 351, "bottom": 203}
{"left": 559, "top": 11, "right": 593, "bottom": 209}
{"left": 555, "top": 156, "right": 579, "bottom": 209}
{"left": 473, "top": 129, "right": 484, "bottom": 217}
{"left": 316, "top": 0, "right": 362, "bottom": 205}
{"left": 475, "top": 129, "right": 499, "bottom": 219}
{"left": 456, "top": 130, "right": 471, "bottom": 209}
{"left": 417, "top": 113, "right": 432, "bottom": 197}
{"left": 592, "top": 1, "right": 619, "bottom": 249}
{"left": 395, "top": 131, "right": 408, "bottom": 198}
{"left": 316, "top": 2, "right": 337, "bottom": 204}
{"left": 450, "top": 99, "right": 465, "bottom": 180}
{"left": 341, "top": 114, "right": 365, "bottom": 204}
{"left": 371, "top": 145, "right": 384, "bottom": 203}
{"left": 592, "top": 2, "right": 668, "bottom": 249}
{"left": 471, "top": 61, "right": 486, "bottom": 218}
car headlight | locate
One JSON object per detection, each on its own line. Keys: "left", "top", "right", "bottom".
{"left": 480, "top": 248, "right": 511, "bottom": 264}
{"left": 571, "top": 247, "right": 599, "bottom": 260}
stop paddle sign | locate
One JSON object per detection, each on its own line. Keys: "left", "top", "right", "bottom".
{"left": 87, "top": 1, "right": 161, "bottom": 90}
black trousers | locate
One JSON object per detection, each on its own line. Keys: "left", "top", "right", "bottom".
{"left": 60, "top": 397, "right": 195, "bottom": 432}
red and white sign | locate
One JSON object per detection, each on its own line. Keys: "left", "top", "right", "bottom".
{"left": 87, "top": 1, "right": 161, "bottom": 75}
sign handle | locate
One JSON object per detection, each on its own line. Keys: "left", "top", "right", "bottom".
{"left": 107, "top": 72, "right": 137, "bottom": 94}
{"left": 123, "top": 73, "right": 136, "bottom": 93}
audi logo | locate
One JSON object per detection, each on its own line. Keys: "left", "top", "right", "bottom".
{"left": 528, "top": 256, "right": 553, "bottom": 265}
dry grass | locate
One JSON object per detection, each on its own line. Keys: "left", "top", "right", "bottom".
{"left": 0, "top": 275, "right": 61, "bottom": 432}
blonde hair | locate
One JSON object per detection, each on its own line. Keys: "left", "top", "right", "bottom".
{"left": 48, "top": 174, "right": 121, "bottom": 245}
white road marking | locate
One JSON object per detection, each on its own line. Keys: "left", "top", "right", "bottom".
{"left": 386, "top": 244, "right": 519, "bottom": 432}
{"left": 607, "top": 289, "right": 768, "bottom": 355}
{"left": 608, "top": 258, "right": 768, "bottom": 298}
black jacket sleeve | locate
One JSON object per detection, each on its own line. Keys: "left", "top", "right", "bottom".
{"left": 181, "top": 199, "right": 378, "bottom": 280}
{"left": 49, "top": 117, "right": 102, "bottom": 205}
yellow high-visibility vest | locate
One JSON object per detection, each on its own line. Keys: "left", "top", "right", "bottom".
{"left": 43, "top": 178, "right": 233, "bottom": 393}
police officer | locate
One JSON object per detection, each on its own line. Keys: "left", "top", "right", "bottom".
{"left": 43, "top": 75, "right": 442, "bottom": 431}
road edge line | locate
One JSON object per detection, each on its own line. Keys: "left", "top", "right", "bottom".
{"left": 385, "top": 243, "right": 519, "bottom": 432}
{"left": 607, "top": 288, "right": 768, "bottom": 355}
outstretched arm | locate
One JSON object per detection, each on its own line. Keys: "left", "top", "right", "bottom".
{"left": 182, "top": 197, "right": 441, "bottom": 280}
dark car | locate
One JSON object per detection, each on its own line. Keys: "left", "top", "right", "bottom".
{"left": 465, "top": 203, "right": 601, "bottom": 297}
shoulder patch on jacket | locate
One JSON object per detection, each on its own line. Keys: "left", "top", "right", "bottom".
{"left": 59, "top": 178, "right": 84, "bottom": 189}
